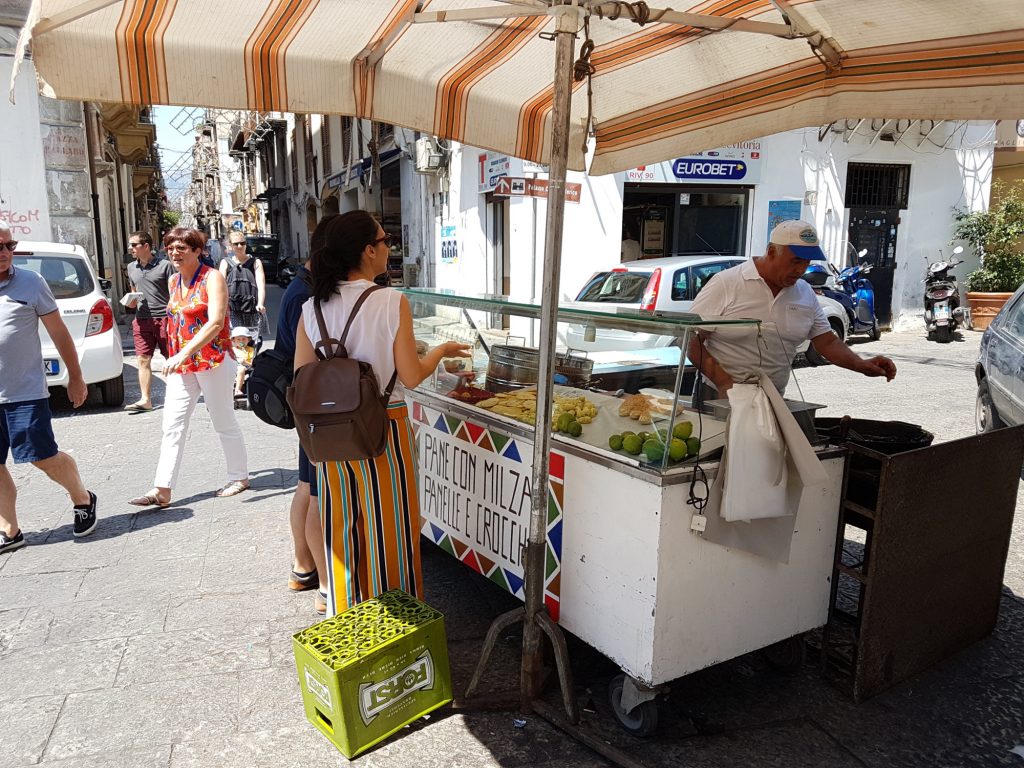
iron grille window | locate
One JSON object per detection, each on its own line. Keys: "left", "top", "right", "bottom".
{"left": 290, "top": 127, "right": 299, "bottom": 192}
{"left": 321, "top": 115, "right": 332, "bottom": 177}
{"left": 342, "top": 117, "right": 352, "bottom": 167}
{"left": 845, "top": 163, "right": 911, "bottom": 209}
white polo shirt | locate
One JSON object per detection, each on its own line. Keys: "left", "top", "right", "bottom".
{"left": 690, "top": 258, "right": 830, "bottom": 393}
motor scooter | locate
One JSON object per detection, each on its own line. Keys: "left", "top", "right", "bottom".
{"left": 277, "top": 258, "right": 297, "bottom": 288}
{"left": 924, "top": 245, "right": 965, "bottom": 343}
{"left": 801, "top": 247, "right": 881, "bottom": 340}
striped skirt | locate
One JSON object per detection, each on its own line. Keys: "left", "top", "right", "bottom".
{"left": 316, "top": 402, "right": 423, "bottom": 616}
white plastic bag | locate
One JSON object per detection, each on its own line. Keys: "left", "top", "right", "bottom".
{"left": 721, "top": 382, "right": 789, "bottom": 522}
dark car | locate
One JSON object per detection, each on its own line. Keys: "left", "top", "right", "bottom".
{"left": 976, "top": 283, "right": 1024, "bottom": 432}
{"left": 246, "top": 234, "right": 281, "bottom": 282}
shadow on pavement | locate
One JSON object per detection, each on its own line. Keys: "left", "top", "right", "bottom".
{"left": 39, "top": 505, "right": 196, "bottom": 545}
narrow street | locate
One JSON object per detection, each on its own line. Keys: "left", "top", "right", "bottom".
{"left": 1, "top": 306, "right": 1022, "bottom": 767}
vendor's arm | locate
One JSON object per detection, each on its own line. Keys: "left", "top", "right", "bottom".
{"left": 687, "top": 271, "right": 735, "bottom": 393}
{"left": 687, "top": 333, "right": 735, "bottom": 394}
{"left": 394, "top": 296, "right": 470, "bottom": 388}
{"left": 810, "top": 332, "right": 897, "bottom": 381}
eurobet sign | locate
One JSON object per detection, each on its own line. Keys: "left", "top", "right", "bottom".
{"left": 672, "top": 157, "right": 748, "bottom": 181}
{"left": 625, "top": 143, "right": 762, "bottom": 185}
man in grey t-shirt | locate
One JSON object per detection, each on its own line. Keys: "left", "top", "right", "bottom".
{"left": 125, "top": 231, "right": 174, "bottom": 411}
{"left": 0, "top": 222, "right": 98, "bottom": 554}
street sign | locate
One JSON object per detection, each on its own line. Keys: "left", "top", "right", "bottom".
{"left": 231, "top": 220, "right": 244, "bottom": 231}
{"left": 492, "top": 176, "right": 581, "bottom": 204}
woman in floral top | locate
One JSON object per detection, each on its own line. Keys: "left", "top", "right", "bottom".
{"left": 128, "top": 227, "right": 249, "bottom": 507}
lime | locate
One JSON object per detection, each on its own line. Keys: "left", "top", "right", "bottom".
{"left": 638, "top": 431, "right": 652, "bottom": 443}
{"left": 622, "top": 434, "right": 643, "bottom": 455}
{"left": 685, "top": 437, "right": 701, "bottom": 457}
{"left": 568, "top": 421, "right": 583, "bottom": 437}
{"left": 642, "top": 439, "right": 665, "bottom": 462}
{"left": 608, "top": 434, "right": 624, "bottom": 450}
{"left": 655, "top": 428, "right": 669, "bottom": 443}
{"left": 668, "top": 438, "right": 687, "bottom": 462}
{"left": 673, "top": 421, "right": 693, "bottom": 440}
{"left": 556, "top": 413, "right": 572, "bottom": 433}
{"left": 621, "top": 431, "right": 637, "bottom": 440}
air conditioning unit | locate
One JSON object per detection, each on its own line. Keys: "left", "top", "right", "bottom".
{"left": 414, "top": 136, "right": 444, "bottom": 174}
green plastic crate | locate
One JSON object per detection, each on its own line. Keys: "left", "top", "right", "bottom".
{"left": 293, "top": 590, "right": 452, "bottom": 759}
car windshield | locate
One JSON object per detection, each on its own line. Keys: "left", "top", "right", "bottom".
{"left": 575, "top": 271, "right": 651, "bottom": 303}
{"left": 246, "top": 239, "right": 279, "bottom": 259}
{"left": 14, "top": 254, "right": 94, "bottom": 299}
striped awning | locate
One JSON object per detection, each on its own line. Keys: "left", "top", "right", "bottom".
{"left": 20, "top": 0, "right": 1024, "bottom": 174}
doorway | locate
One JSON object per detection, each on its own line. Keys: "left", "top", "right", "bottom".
{"left": 845, "top": 163, "right": 910, "bottom": 325}
{"left": 485, "top": 195, "right": 510, "bottom": 327}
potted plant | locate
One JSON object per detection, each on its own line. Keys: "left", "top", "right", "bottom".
{"left": 953, "top": 182, "right": 1024, "bottom": 330}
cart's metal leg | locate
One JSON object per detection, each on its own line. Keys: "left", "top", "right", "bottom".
{"left": 532, "top": 699, "right": 652, "bottom": 768}
{"left": 536, "top": 609, "right": 579, "bottom": 723}
{"left": 464, "top": 606, "right": 524, "bottom": 700}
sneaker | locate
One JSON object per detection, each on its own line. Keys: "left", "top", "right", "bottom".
{"left": 0, "top": 529, "right": 25, "bottom": 555}
{"left": 73, "top": 491, "right": 97, "bottom": 538}
{"left": 288, "top": 569, "right": 319, "bottom": 592}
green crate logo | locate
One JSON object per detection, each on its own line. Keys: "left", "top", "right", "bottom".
{"left": 358, "top": 651, "right": 435, "bottom": 725}
{"left": 305, "top": 668, "right": 333, "bottom": 712}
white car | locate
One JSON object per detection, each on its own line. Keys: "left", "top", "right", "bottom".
{"left": 564, "top": 255, "right": 849, "bottom": 365}
{"left": 13, "top": 241, "right": 125, "bottom": 406}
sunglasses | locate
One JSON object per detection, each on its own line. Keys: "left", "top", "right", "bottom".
{"left": 229, "top": 241, "right": 246, "bottom": 247}
{"left": 372, "top": 233, "right": 393, "bottom": 247}
{"left": 0, "top": 241, "right": 19, "bottom": 252}
{"left": 128, "top": 242, "right": 148, "bottom": 248}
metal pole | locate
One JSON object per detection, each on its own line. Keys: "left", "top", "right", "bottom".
{"left": 521, "top": 1, "right": 578, "bottom": 708}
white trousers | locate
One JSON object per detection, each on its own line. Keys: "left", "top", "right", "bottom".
{"left": 154, "top": 360, "right": 248, "bottom": 489}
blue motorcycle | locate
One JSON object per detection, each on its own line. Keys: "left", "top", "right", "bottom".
{"left": 802, "top": 251, "right": 882, "bottom": 341}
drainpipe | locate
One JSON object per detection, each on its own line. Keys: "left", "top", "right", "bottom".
{"left": 83, "top": 102, "right": 105, "bottom": 276}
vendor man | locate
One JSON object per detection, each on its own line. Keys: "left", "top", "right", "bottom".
{"left": 689, "top": 220, "right": 896, "bottom": 399}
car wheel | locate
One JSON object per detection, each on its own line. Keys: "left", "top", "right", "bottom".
{"left": 976, "top": 379, "right": 1005, "bottom": 433}
{"left": 804, "top": 319, "right": 845, "bottom": 367}
{"left": 99, "top": 374, "right": 125, "bottom": 407}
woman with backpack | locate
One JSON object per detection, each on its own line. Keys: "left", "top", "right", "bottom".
{"left": 219, "top": 232, "right": 266, "bottom": 336}
{"left": 293, "top": 210, "right": 469, "bottom": 616}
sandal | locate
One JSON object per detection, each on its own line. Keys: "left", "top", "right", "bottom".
{"left": 128, "top": 492, "right": 170, "bottom": 508}
{"left": 215, "top": 480, "right": 250, "bottom": 498}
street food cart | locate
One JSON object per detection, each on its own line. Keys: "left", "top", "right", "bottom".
{"left": 404, "top": 289, "right": 847, "bottom": 734}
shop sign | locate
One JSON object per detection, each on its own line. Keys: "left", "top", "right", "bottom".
{"left": 996, "top": 120, "right": 1024, "bottom": 152}
{"left": 626, "top": 142, "right": 762, "bottom": 185}
{"left": 410, "top": 400, "right": 564, "bottom": 620}
{"left": 493, "top": 176, "right": 581, "bottom": 204}
{"left": 478, "top": 152, "right": 511, "bottom": 193}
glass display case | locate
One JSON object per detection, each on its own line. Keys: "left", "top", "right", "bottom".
{"left": 401, "top": 288, "right": 760, "bottom": 480}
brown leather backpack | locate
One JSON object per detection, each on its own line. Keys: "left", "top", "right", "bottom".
{"left": 287, "top": 286, "right": 398, "bottom": 463}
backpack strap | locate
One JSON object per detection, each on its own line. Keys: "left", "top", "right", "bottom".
{"left": 312, "top": 299, "right": 344, "bottom": 361}
{"left": 338, "top": 285, "right": 385, "bottom": 347}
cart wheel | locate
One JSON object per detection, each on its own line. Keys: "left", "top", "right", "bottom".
{"left": 608, "top": 674, "right": 659, "bottom": 737}
{"left": 762, "top": 635, "right": 807, "bottom": 673}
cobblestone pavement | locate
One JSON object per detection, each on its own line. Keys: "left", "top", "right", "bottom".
{"left": 2, "top": 305, "right": 1022, "bottom": 767}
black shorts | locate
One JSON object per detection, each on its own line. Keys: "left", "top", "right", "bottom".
{"left": 298, "top": 444, "right": 318, "bottom": 497}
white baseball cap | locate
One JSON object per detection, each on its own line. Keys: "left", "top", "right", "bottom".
{"left": 769, "top": 220, "right": 826, "bottom": 260}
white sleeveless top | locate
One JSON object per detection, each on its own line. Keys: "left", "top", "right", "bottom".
{"left": 301, "top": 280, "right": 404, "bottom": 402}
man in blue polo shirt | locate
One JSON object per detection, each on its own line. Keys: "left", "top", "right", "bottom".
{"left": 0, "top": 223, "right": 98, "bottom": 553}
